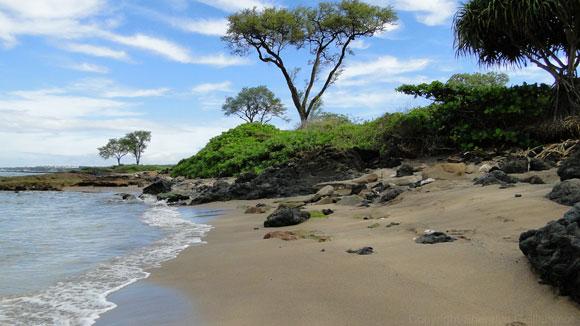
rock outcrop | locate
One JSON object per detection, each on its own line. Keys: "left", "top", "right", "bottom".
{"left": 142, "top": 178, "right": 172, "bottom": 195}
{"left": 558, "top": 151, "right": 580, "bottom": 181}
{"left": 547, "top": 179, "right": 580, "bottom": 206}
{"left": 264, "top": 207, "right": 311, "bottom": 227}
{"left": 519, "top": 203, "right": 580, "bottom": 303}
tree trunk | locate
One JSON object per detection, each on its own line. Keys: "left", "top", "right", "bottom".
{"left": 553, "top": 75, "right": 580, "bottom": 118}
{"left": 117, "top": 157, "right": 121, "bottom": 166}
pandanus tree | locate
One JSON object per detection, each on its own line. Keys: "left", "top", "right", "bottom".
{"left": 222, "top": 0, "right": 397, "bottom": 125}
{"left": 453, "top": 0, "right": 580, "bottom": 118}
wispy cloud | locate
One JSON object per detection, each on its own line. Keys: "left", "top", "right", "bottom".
{"left": 194, "top": 0, "right": 277, "bottom": 12}
{"left": 66, "top": 62, "right": 109, "bottom": 73}
{"left": 349, "top": 40, "right": 371, "bottom": 50}
{"left": 192, "top": 81, "right": 233, "bottom": 94}
{"left": 103, "top": 88, "right": 169, "bottom": 98}
{"left": 337, "top": 55, "right": 432, "bottom": 86}
{"left": 64, "top": 43, "right": 130, "bottom": 61}
{"left": 365, "top": 0, "right": 457, "bottom": 26}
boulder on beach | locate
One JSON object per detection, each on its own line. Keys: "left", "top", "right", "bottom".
{"left": 337, "top": 195, "right": 365, "bottom": 207}
{"left": 415, "top": 232, "right": 455, "bottom": 244}
{"left": 546, "top": 179, "right": 580, "bottom": 206}
{"left": 558, "top": 151, "right": 580, "bottom": 181}
{"left": 473, "top": 170, "right": 519, "bottom": 186}
{"left": 346, "top": 247, "right": 374, "bottom": 255}
{"left": 264, "top": 207, "right": 311, "bottom": 227}
{"left": 378, "top": 186, "right": 406, "bottom": 203}
{"left": 142, "top": 178, "right": 172, "bottom": 195}
{"left": 519, "top": 203, "right": 580, "bottom": 303}
{"left": 396, "top": 164, "right": 414, "bottom": 177}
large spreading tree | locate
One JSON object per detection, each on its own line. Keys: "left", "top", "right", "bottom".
{"left": 123, "top": 131, "right": 151, "bottom": 165}
{"left": 222, "top": 0, "right": 397, "bottom": 125}
{"left": 98, "top": 138, "right": 129, "bottom": 166}
{"left": 453, "top": 0, "right": 580, "bottom": 117}
{"left": 222, "top": 86, "right": 287, "bottom": 123}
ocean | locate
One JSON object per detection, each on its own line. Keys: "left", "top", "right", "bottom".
{"left": 0, "top": 181, "right": 219, "bottom": 326}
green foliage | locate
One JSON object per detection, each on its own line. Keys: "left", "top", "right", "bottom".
{"left": 123, "top": 131, "right": 152, "bottom": 165}
{"left": 98, "top": 138, "right": 129, "bottom": 165}
{"left": 453, "top": 0, "right": 580, "bottom": 117}
{"left": 81, "top": 165, "right": 170, "bottom": 173}
{"left": 222, "top": 86, "right": 288, "bottom": 123}
{"left": 396, "top": 81, "right": 552, "bottom": 150}
{"left": 446, "top": 72, "right": 509, "bottom": 88}
{"left": 223, "top": 0, "right": 397, "bottom": 123}
{"left": 171, "top": 120, "right": 379, "bottom": 178}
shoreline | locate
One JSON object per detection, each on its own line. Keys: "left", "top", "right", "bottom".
{"left": 146, "top": 172, "right": 580, "bottom": 325}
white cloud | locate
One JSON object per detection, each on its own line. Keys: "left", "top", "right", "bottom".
{"left": 190, "top": 53, "right": 252, "bottom": 67}
{"left": 64, "top": 43, "right": 130, "bottom": 61}
{"left": 365, "top": 0, "right": 456, "bottom": 26}
{"left": 167, "top": 17, "right": 229, "bottom": 36}
{"left": 68, "top": 62, "right": 109, "bottom": 73}
{"left": 67, "top": 78, "right": 170, "bottom": 98}
{"left": 192, "top": 81, "right": 233, "bottom": 94}
{"left": 349, "top": 40, "right": 371, "bottom": 50}
{"left": 195, "top": 0, "right": 277, "bottom": 12}
{"left": 99, "top": 32, "right": 194, "bottom": 63}
{"left": 0, "top": 0, "right": 104, "bottom": 19}
{"left": 102, "top": 88, "right": 170, "bottom": 98}
{"left": 337, "top": 55, "right": 432, "bottom": 86}
{"left": 323, "top": 88, "right": 422, "bottom": 112}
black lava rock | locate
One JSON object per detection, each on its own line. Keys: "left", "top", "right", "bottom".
{"left": 264, "top": 207, "right": 311, "bottom": 227}
{"left": 519, "top": 175, "right": 546, "bottom": 185}
{"left": 499, "top": 157, "right": 529, "bottom": 173}
{"left": 346, "top": 246, "right": 374, "bottom": 255}
{"left": 378, "top": 186, "right": 406, "bottom": 203}
{"left": 558, "top": 151, "right": 580, "bottom": 181}
{"left": 142, "top": 178, "right": 172, "bottom": 195}
{"left": 473, "top": 170, "right": 519, "bottom": 186}
{"left": 547, "top": 179, "right": 580, "bottom": 206}
{"left": 519, "top": 203, "right": 580, "bottom": 303}
{"left": 322, "top": 209, "right": 334, "bottom": 215}
{"left": 415, "top": 232, "right": 455, "bottom": 244}
{"left": 396, "top": 164, "right": 414, "bottom": 177}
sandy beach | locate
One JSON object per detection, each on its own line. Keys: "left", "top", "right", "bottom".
{"left": 144, "top": 166, "right": 580, "bottom": 326}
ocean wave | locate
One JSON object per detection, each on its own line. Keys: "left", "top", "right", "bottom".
{"left": 0, "top": 196, "right": 212, "bottom": 326}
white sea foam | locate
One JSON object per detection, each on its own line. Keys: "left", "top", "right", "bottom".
{"left": 0, "top": 196, "right": 212, "bottom": 326}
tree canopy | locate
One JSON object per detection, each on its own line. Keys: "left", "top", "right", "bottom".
{"left": 222, "top": 86, "right": 287, "bottom": 123}
{"left": 98, "top": 138, "right": 129, "bottom": 166}
{"left": 222, "top": 0, "right": 397, "bottom": 124}
{"left": 453, "top": 0, "right": 580, "bottom": 117}
{"left": 446, "top": 72, "right": 509, "bottom": 88}
{"left": 123, "top": 131, "right": 151, "bottom": 165}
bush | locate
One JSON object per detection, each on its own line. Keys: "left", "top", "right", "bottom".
{"left": 396, "top": 82, "right": 552, "bottom": 151}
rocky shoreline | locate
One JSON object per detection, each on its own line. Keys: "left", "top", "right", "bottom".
{"left": 140, "top": 144, "right": 580, "bottom": 306}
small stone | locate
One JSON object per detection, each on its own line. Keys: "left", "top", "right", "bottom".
{"left": 363, "top": 216, "right": 370, "bottom": 220}
{"left": 415, "top": 232, "right": 455, "bottom": 244}
{"left": 346, "top": 246, "right": 374, "bottom": 255}
{"left": 386, "top": 222, "right": 400, "bottom": 228}
{"left": 321, "top": 249, "right": 326, "bottom": 252}
{"left": 515, "top": 194, "right": 522, "bottom": 198}
{"left": 321, "top": 208, "right": 334, "bottom": 215}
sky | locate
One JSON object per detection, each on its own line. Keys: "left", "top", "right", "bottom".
{"left": 0, "top": 0, "right": 555, "bottom": 167}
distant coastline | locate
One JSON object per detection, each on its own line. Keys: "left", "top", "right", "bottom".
{"left": 0, "top": 166, "right": 80, "bottom": 174}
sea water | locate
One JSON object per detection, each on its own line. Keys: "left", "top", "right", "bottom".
{"left": 0, "top": 188, "right": 218, "bottom": 326}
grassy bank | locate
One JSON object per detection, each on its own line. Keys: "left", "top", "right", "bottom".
{"left": 172, "top": 81, "right": 579, "bottom": 179}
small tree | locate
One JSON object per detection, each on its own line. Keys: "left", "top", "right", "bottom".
{"left": 453, "top": 0, "right": 580, "bottom": 117}
{"left": 222, "top": 0, "right": 397, "bottom": 125}
{"left": 222, "top": 86, "right": 287, "bottom": 123}
{"left": 446, "top": 72, "right": 509, "bottom": 88}
{"left": 122, "top": 131, "right": 151, "bottom": 165}
{"left": 98, "top": 138, "right": 129, "bottom": 166}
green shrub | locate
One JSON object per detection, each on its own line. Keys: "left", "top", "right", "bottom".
{"left": 395, "top": 82, "right": 552, "bottom": 151}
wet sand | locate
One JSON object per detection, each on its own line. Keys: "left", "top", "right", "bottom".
{"left": 144, "top": 167, "right": 580, "bottom": 326}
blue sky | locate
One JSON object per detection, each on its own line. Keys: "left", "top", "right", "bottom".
{"left": 0, "top": 0, "right": 554, "bottom": 167}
